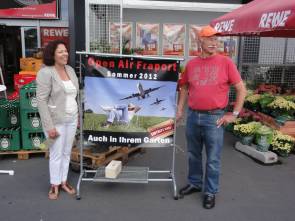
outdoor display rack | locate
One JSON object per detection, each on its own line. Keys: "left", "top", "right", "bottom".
{"left": 75, "top": 51, "right": 183, "bottom": 200}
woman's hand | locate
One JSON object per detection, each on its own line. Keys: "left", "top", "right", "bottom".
{"left": 47, "top": 128, "right": 59, "bottom": 139}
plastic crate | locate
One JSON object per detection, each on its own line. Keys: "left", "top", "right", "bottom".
{"left": 20, "top": 110, "right": 42, "bottom": 131}
{"left": 21, "top": 130, "right": 45, "bottom": 150}
{"left": 0, "top": 99, "right": 20, "bottom": 128}
{"left": 20, "top": 82, "right": 37, "bottom": 110}
{"left": 14, "top": 74, "right": 36, "bottom": 92}
{"left": 0, "top": 127, "right": 21, "bottom": 151}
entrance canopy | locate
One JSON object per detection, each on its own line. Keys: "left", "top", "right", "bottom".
{"left": 210, "top": 0, "right": 295, "bottom": 37}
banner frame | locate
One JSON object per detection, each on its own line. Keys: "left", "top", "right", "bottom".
{"left": 75, "top": 51, "right": 182, "bottom": 200}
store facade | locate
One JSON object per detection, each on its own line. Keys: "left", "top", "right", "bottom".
{"left": 0, "top": 0, "right": 69, "bottom": 87}
{"left": 68, "top": 0, "right": 249, "bottom": 66}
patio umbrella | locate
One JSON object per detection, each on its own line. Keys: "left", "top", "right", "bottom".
{"left": 210, "top": 0, "right": 295, "bottom": 37}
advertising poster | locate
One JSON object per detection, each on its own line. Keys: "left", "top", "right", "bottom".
{"left": 40, "top": 27, "right": 69, "bottom": 49}
{"left": 83, "top": 55, "right": 179, "bottom": 147}
{"left": 163, "top": 24, "right": 185, "bottom": 57}
{"left": 136, "top": 23, "right": 159, "bottom": 55}
{"left": 189, "top": 25, "right": 202, "bottom": 57}
{"left": 109, "top": 22, "right": 132, "bottom": 54}
{"left": 0, "top": 0, "right": 59, "bottom": 19}
{"left": 218, "top": 36, "right": 238, "bottom": 63}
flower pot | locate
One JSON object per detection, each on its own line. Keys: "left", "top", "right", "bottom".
{"left": 276, "top": 150, "right": 289, "bottom": 157}
{"left": 240, "top": 135, "right": 254, "bottom": 145}
{"left": 255, "top": 135, "right": 271, "bottom": 152}
{"left": 255, "top": 126, "right": 273, "bottom": 152}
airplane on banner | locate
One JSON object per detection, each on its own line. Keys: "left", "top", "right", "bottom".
{"left": 150, "top": 98, "right": 165, "bottom": 105}
{"left": 120, "top": 83, "right": 163, "bottom": 100}
{"left": 160, "top": 107, "right": 166, "bottom": 111}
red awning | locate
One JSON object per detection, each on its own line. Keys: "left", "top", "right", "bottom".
{"left": 210, "top": 0, "right": 295, "bottom": 37}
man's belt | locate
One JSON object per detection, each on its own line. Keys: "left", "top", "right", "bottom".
{"left": 189, "top": 108, "right": 225, "bottom": 115}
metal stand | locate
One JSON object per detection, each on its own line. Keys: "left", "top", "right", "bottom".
{"left": 75, "top": 52, "right": 181, "bottom": 200}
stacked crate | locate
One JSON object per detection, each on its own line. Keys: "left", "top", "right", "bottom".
{"left": 20, "top": 81, "right": 45, "bottom": 150}
{"left": 0, "top": 99, "right": 21, "bottom": 151}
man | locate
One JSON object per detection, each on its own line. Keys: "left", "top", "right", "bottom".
{"left": 176, "top": 26, "right": 246, "bottom": 209}
{"left": 102, "top": 103, "right": 141, "bottom": 128}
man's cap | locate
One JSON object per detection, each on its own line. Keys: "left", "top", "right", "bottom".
{"left": 198, "top": 25, "right": 217, "bottom": 37}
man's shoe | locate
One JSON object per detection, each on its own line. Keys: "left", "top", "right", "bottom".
{"left": 203, "top": 194, "right": 215, "bottom": 209}
{"left": 179, "top": 184, "right": 201, "bottom": 196}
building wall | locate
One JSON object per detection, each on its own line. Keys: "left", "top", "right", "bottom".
{"left": 123, "top": 9, "right": 225, "bottom": 61}
{"left": 71, "top": 0, "right": 242, "bottom": 66}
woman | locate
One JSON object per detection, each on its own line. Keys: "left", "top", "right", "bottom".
{"left": 36, "top": 40, "right": 79, "bottom": 200}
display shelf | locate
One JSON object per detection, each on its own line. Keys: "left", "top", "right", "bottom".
{"left": 93, "top": 166, "right": 149, "bottom": 183}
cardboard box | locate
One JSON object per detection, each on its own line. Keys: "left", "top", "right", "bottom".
{"left": 20, "top": 58, "right": 43, "bottom": 72}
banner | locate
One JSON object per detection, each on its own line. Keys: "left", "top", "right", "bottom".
{"left": 217, "top": 36, "right": 238, "bottom": 63}
{"left": 0, "top": 0, "right": 59, "bottom": 19}
{"left": 109, "top": 22, "right": 132, "bottom": 54}
{"left": 83, "top": 55, "right": 179, "bottom": 147}
{"left": 163, "top": 24, "right": 185, "bottom": 57}
{"left": 136, "top": 23, "right": 159, "bottom": 55}
{"left": 40, "top": 27, "right": 69, "bottom": 49}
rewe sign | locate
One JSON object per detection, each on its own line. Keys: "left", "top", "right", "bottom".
{"left": 259, "top": 10, "right": 291, "bottom": 28}
{"left": 41, "top": 27, "right": 69, "bottom": 49}
{"left": 214, "top": 19, "right": 235, "bottom": 33}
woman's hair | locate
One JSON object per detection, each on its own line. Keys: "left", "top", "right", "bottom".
{"left": 43, "top": 40, "right": 68, "bottom": 66}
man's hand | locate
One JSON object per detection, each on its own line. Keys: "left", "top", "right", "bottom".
{"left": 216, "top": 113, "right": 236, "bottom": 128}
{"left": 47, "top": 128, "right": 59, "bottom": 139}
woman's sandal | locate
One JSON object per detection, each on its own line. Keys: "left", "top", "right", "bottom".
{"left": 61, "top": 182, "right": 76, "bottom": 195}
{"left": 48, "top": 185, "right": 59, "bottom": 200}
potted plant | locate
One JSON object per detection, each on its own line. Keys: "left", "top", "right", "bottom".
{"left": 258, "top": 93, "right": 275, "bottom": 114}
{"left": 225, "top": 117, "right": 242, "bottom": 132}
{"left": 267, "top": 96, "right": 295, "bottom": 119}
{"left": 245, "top": 94, "right": 261, "bottom": 111}
{"left": 233, "top": 121, "right": 262, "bottom": 145}
{"left": 271, "top": 131, "right": 295, "bottom": 157}
{"left": 254, "top": 125, "right": 273, "bottom": 152}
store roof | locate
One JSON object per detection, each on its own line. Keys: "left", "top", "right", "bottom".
{"left": 124, "top": 0, "right": 241, "bottom": 12}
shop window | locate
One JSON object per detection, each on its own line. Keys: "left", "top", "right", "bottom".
{"left": 22, "top": 27, "right": 38, "bottom": 57}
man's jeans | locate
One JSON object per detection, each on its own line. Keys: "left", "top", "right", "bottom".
{"left": 185, "top": 108, "right": 224, "bottom": 195}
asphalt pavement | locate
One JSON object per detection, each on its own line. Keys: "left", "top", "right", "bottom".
{"left": 1, "top": 127, "right": 295, "bottom": 221}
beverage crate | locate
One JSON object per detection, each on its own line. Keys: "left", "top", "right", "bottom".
{"left": 20, "top": 81, "right": 37, "bottom": 110}
{"left": 20, "top": 110, "right": 42, "bottom": 131}
{"left": 0, "top": 99, "right": 20, "bottom": 128}
{"left": 21, "top": 130, "right": 45, "bottom": 150}
{"left": 0, "top": 127, "right": 21, "bottom": 151}
{"left": 14, "top": 74, "right": 36, "bottom": 92}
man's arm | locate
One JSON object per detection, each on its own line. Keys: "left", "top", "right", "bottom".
{"left": 217, "top": 81, "right": 247, "bottom": 127}
{"left": 232, "top": 81, "right": 247, "bottom": 113}
{"left": 176, "top": 84, "right": 188, "bottom": 122}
